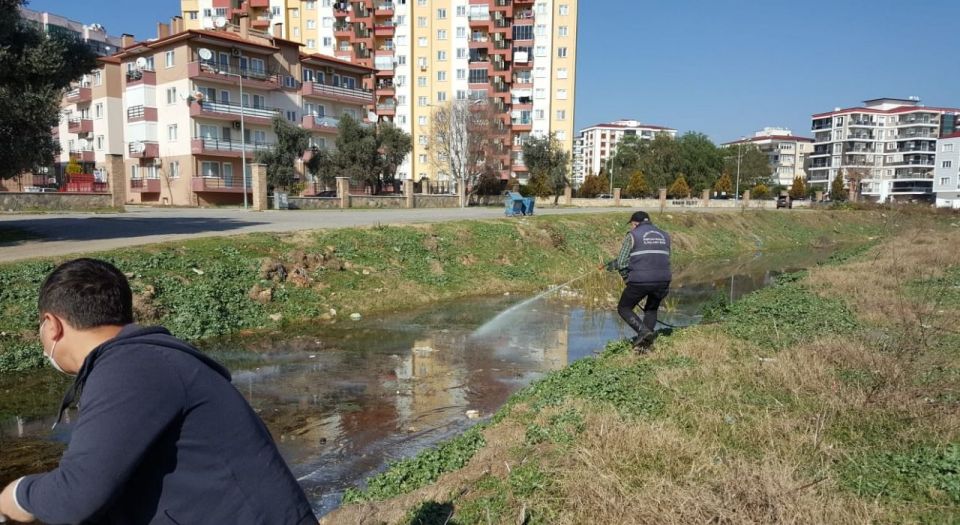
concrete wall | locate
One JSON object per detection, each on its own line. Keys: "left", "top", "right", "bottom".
{"left": 415, "top": 195, "right": 460, "bottom": 208}
{"left": 350, "top": 195, "right": 406, "bottom": 209}
{"left": 0, "top": 192, "right": 113, "bottom": 212}
{"left": 288, "top": 197, "right": 341, "bottom": 210}
{"left": 289, "top": 194, "right": 462, "bottom": 210}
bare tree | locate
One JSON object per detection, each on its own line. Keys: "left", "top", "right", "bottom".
{"left": 428, "top": 99, "right": 501, "bottom": 207}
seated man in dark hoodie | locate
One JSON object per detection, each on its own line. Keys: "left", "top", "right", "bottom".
{"left": 0, "top": 259, "right": 316, "bottom": 524}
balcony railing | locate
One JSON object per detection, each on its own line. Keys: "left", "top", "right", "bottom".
{"left": 67, "top": 117, "right": 93, "bottom": 134}
{"left": 195, "top": 100, "right": 281, "bottom": 120}
{"left": 376, "top": 101, "right": 397, "bottom": 112}
{"left": 66, "top": 87, "right": 92, "bottom": 103}
{"left": 130, "top": 178, "right": 161, "bottom": 193}
{"left": 128, "top": 141, "right": 160, "bottom": 158}
{"left": 302, "top": 81, "right": 374, "bottom": 103}
{"left": 191, "top": 176, "right": 254, "bottom": 193}
{"left": 192, "top": 138, "right": 274, "bottom": 155}
{"left": 303, "top": 115, "right": 341, "bottom": 130}
{"left": 191, "top": 61, "right": 279, "bottom": 84}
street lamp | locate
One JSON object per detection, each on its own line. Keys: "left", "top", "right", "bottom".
{"left": 734, "top": 140, "right": 743, "bottom": 204}
{"left": 210, "top": 54, "right": 249, "bottom": 209}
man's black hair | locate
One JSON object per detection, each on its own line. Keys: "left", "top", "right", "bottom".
{"left": 629, "top": 211, "right": 651, "bottom": 224}
{"left": 38, "top": 258, "right": 133, "bottom": 329}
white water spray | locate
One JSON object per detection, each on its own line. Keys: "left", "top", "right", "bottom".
{"left": 471, "top": 271, "right": 595, "bottom": 339}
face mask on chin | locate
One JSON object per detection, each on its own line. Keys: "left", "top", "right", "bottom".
{"left": 40, "top": 319, "right": 73, "bottom": 376}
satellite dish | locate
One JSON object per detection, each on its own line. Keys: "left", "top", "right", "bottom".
{"left": 135, "top": 57, "right": 148, "bottom": 69}
{"left": 201, "top": 17, "right": 215, "bottom": 29}
{"left": 367, "top": 111, "right": 377, "bottom": 122}
{"left": 198, "top": 48, "right": 213, "bottom": 61}
{"left": 214, "top": 16, "right": 227, "bottom": 28}
{"left": 133, "top": 141, "right": 146, "bottom": 153}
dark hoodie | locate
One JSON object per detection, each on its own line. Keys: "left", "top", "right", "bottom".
{"left": 16, "top": 325, "right": 316, "bottom": 525}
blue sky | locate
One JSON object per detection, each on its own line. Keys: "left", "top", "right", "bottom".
{"left": 26, "top": 0, "right": 960, "bottom": 143}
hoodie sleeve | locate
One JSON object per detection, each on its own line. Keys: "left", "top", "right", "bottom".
{"left": 17, "top": 349, "right": 186, "bottom": 524}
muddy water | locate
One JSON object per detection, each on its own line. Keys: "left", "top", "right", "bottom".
{"left": 0, "top": 247, "right": 844, "bottom": 517}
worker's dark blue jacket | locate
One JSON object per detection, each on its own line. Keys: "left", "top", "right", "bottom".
{"left": 626, "top": 222, "right": 672, "bottom": 284}
{"left": 16, "top": 325, "right": 316, "bottom": 525}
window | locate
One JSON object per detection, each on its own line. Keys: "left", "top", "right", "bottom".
{"left": 943, "top": 160, "right": 953, "bottom": 168}
{"left": 535, "top": 24, "right": 546, "bottom": 37}
{"left": 291, "top": 8, "right": 299, "bottom": 17}
{"left": 166, "top": 87, "right": 177, "bottom": 105}
{"left": 164, "top": 50, "right": 175, "bottom": 68}
{"left": 557, "top": 67, "right": 568, "bottom": 79}
{"left": 417, "top": 16, "right": 427, "bottom": 27}
{"left": 306, "top": 39, "right": 316, "bottom": 48}
{"left": 437, "top": 50, "right": 446, "bottom": 61}
{"left": 419, "top": 154, "right": 428, "bottom": 164}
{"left": 418, "top": 0, "right": 426, "bottom": 5}
{"left": 556, "top": 131, "right": 566, "bottom": 141}
{"left": 396, "top": 35, "right": 407, "bottom": 46}
{"left": 397, "top": 55, "right": 407, "bottom": 65}
{"left": 417, "top": 56, "right": 427, "bottom": 68}
{"left": 307, "top": 19, "right": 316, "bottom": 29}
{"left": 202, "top": 8, "right": 212, "bottom": 17}
{"left": 271, "top": 6, "right": 280, "bottom": 16}
{"left": 535, "top": 109, "right": 545, "bottom": 120}
{"left": 559, "top": 4, "right": 569, "bottom": 15}
{"left": 286, "top": 110, "right": 297, "bottom": 122}
{"left": 559, "top": 26, "right": 569, "bottom": 37}
{"left": 293, "top": 27, "right": 300, "bottom": 37}
{"left": 323, "top": 17, "right": 333, "bottom": 27}
{"left": 437, "top": 29, "right": 447, "bottom": 40}
{"left": 200, "top": 161, "right": 220, "bottom": 178}
{"left": 188, "top": 11, "right": 198, "bottom": 20}
{"left": 534, "top": 88, "right": 545, "bottom": 99}
{"left": 418, "top": 76, "right": 427, "bottom": 87}
{"left": 131, "top": 164, "right": 140, "bottom": 179}
{"left": 456, "top": 27, "right": 466, "bottom": 39}
{"left": 557, "top": 88, "right": 568, "bottom": 100}
{"left": 535, "top": 45, "right": 547, "bottom": 57}
{"left": 943, "top": 143, "right": 954, "bottom": 152}
{"left": 456, "top": 48, "right": 467, "bottom": 59}
{"left": 169, "top": 161, "right": 180, "bottom": 179}
{"left": 437, "top": 91, "right": 446, "bottom": 102}
{"left": 437, "top": 71, "right": 446, "bottom": 81}
{"left": 437, "top": 8, "right": 447, "bottom": 19}
{"left": 513, "top": 25, "right": 533, "bottom": 40}
{"left": 396, "top": 15, "right": 406, "bottom": 25}
{"left": 215, "top": 7, "right": 227, "bottom": 16}
{"left": 418, "top": 115, "right": 427, "bottom": 125}
{"left": 323, "top": 37, "right": 332, "bottom": 47}
{"left": 941, "top": 177, "right": 950, "bottom": 186}
{"left": 557, "top": 47, "right": 568, "bottom": 58}
{"left": 94, "top": 103, "right": 103, "bottom": 119}
{"left": 418, "top": 37, "right": 427, "bottom": 47}
{"left": 456, "top": 69, "right": 466, "bottom": 80}
{"left": 456, "top": 90, "right": 466, "bottom": 100}
{"left": 96, "top": 135, "right": 104, "bottom": 150}
{"left": 468, "top": 69, "right": 488, "bottom": 83}
{"left": 419, "top": 135, "right": 428, "bottom": 145}
{"left": 418, "top": 96, "right": 428, "bottom": 107}
{"left": 306, "top": 1, "right": 316, "bottom": 9}
{"left": 93, "top": 70, "right": 102, "bottom": 85}
{"left": 163, "top": 123, "right": 176, "bottom": 142}
{"left": 395, "top": 75, "right": 405, "bottom": 86}
{"left": 556, "top": 110, "right": 566, "bottom": 120}
{"left": 456, "top": 5, "right": 466, "bottom": 16}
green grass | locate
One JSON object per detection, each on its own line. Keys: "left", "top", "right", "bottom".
{"left": 839, "top": 443, "right": 960, "bottom": 507}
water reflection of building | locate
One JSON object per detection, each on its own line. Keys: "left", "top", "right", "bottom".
{"left": 393, "top": 337, "right": 468, "bottom": 430}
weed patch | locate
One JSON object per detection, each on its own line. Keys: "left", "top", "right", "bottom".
{"left": 839, "top": 443, "right": 960, "bottom": 506}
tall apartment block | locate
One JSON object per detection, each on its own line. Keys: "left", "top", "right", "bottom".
{"left": 809, "top": 98, "right": 960, "bottom": 202}
{"left": 576, "top": 119, "right": 677, "bottom": 180}
{"left": 40, "top": 18, "right": 374, "bottom": 206}
{"left": 933, "top": 133, "right": 960, "bottom": 208}
{"left": 180, "top": 0, "right": 578, "bottom": 186}
{"left": 19, "top": 6, "right": 124, "bottom": 56}
{"left": 723, "top": 128, "right": 813, "bottom": 188}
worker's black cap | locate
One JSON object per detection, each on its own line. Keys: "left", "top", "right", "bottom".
{"left": 629, "top": 211, "right": 650, "bottom": 224}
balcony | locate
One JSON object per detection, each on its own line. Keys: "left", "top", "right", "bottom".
{"left": 188, "top": 61, "right": 280, "bottom": 91}
{"left": 334, "top": 23, "right": 353, "bottom": 37}
{"left": 511, "top": 117, "right": 532, "bottom": 130}
{"left": 374, "top": 3, "right": 394, "bottom": 17}
{"left": 491, "top": 0, "right": 513, "bottom": 17}
{"left": 191, "top": 176, "right": 253, "bottom": 193}
{"left": 130, "top": 178, "right": 161, "bottom": 193}
{"left": 126, "top": 105, "right": 158, "bottom": 123}
{"left": 376, "top": 101, "right": 396, "bottom": 115}
{"left": 334, "top": 2, "right": 350, "bottom": 15}
{"left": 190, "top": 100, "right": 281, "bottom": 126}
{"left": 125, "top": 69, "right": 156, "bottom": 87}
{"left": 67, "top": 117, "right": 93, "bottom": 134}
{"left": 128, "top": 141, "right": 160, "bottom": 158}
{"left": 69, "top": 148, "right": 95, "bottom": 162}
{"left": 375, "top": 81, "right": 395, "bottom": 96}
{"left": 249, "top": 0, "right": 269, "bottom": 6}
{"left": 848, "top": 119, "right": 876, "bottom": 127}
{"left": 301, "top": 82, "right": 374, "bottom": 105}
{"left": 251, "top": 16, "right": 271, "bottom": 29}
{"left": 897, "top": 132, "right": 937, "bottom": 140}
{"left": 301, "top": 115, "right": 341, "bottom": 132}
{"left": 191, "top": 138, "right": 274, "bottom": 158}
{"left": 66, "top": 87, "right": 92, "bottom": 104}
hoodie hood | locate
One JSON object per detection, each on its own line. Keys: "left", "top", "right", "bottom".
{"left": 54, "top": 324, "right": 231, "bottom": 427}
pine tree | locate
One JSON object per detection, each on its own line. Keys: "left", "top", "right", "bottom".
{"left": 830, "top": 169, "right": 847, "bottom": 201}
{"left": 788, "top": 176, "right": 806, "bottom": 200}
{"left": 713, "top": 172, "right": 733, "bottom": 195}
{"left": 578, "top": 172, "right": 605, "bottom": 198}
{"left": 752, "top": 183, "right": 770, "bottom": 199}
{"left": 625, "top": 170, "right": 651, "bottom": 198}
{"left": 668, "top": 174, "right": 691, "bottom": 198}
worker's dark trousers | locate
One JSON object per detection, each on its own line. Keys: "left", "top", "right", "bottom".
{"left": 617, "top": 281, "right": 671, "bottom": 336}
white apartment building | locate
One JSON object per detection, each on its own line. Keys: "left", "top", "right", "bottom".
{"left": 577, "top": 119, "right": 676, "bottom": 178}
{"left": 571, "top": 134, "right": 584, "bottom": 186}
{"left": 19, "top": 6, "right": 124, "bottom": 56}
{"left": 181, "top": 0, "right": 579, "bottom": 189}
{"left": 723, "top": 128, "right": 813, "bottom": 187}
{"left": 934, "top": 133, "right": 960, "bottom": 208}
{"left": 810, "top": 98, "right": 960, "bottom": 202}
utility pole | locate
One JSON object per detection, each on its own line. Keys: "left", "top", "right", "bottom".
{"left": 734, "top": 140, "right": 743, "bottom": 203}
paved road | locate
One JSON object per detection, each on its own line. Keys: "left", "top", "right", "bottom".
{"left": 0, "top": 205, "right": 648, "bottom": 262}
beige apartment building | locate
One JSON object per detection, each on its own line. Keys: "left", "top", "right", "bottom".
{"left": 723, "top": 128, "right": 813, "bottom": 188}
{"left": 50, "top": 17, "right": 374, "bottom": 206}
{"left": 180, "top": 0, "right": 578, "bottom": 187}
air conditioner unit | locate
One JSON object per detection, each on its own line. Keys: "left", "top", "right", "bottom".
{"left": 231, "top": 47, "right": 242, "bottom": 57}
{"left": 233, "top": 121, "right": 242, "bottom": 130}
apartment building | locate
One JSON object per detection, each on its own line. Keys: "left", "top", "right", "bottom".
{"left": 181, "top": 0, "right": 578, "bottom": 187}
{"left": 62, "top": 17, "right": 373, "bottom": 206}
{"left": 571, "top": 134, "right": 584, "bottom": 186}
{"left": 933, "top": 133, "right": 960, "bottom": 208}
{"left": 809, "top": 98, "right": 960, "bottom": 202}
{"left": 723, "top": 128, "right": 813, "bottom": 187}
{"left": 577, "top": 119, "right": 677, "bottom": 178}
{"left": 19, "top": 6, "right": 124, "bottom": 56}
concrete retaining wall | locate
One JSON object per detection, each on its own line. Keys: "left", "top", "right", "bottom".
{"left": 350, "top": 195, "right": 406, "bottom": 209}
{"left": 536, "top": 197, "right": 810, "bottom": 210}
{"left": 0, "top": 192, "right": 113, "bottom": 212}
{"left": 287, "top": 197, "right": 341, "bottom": 210}
{"left": 415, "top": 195, "right": 460, "bottom": 208}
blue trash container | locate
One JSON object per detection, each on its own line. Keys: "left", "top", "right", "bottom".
{"left": 504, "top": 192, "right": 525, "bottom": 216}
{"left": 521, "top": 197, "right": 535, "bottom": 216}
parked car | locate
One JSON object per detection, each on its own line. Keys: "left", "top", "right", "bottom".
{"left": 598, "top": 193, "right": 613, "bottom": 199}
{"left": 316, "top": 190, "right": 336, "bottom": 197}
{"left": 776, "top": 195, "right": 792, "bottom": 209}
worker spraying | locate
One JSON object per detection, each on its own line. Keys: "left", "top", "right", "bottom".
{"left": 605, "top": 211, "right": 672, "bottom": 352}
